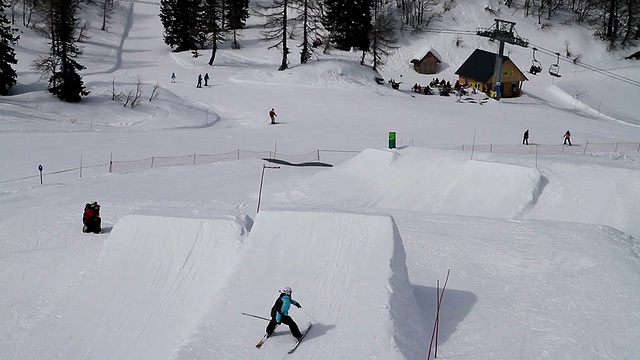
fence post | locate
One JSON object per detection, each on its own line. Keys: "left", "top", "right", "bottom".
{"left": 614, "top": 142, "right": 619, "bottom": 152}
{"left": 80, "top": 154, "right": 83, "bottom": 178}
{"left": 584, "top": 141, "right": 588, "bottom": 154}
{"left": 109, "top": 153, "right": 113, "bottom": 173}
{"left": 193, "top": 154, "right": 196, "bottom": 164}
{"left": 490, "top": 143, "right": 493, "bottom": 153}
{"left": 470, "top": 130, "right": 476, "bottom": 160}
{"left": 151, "top": 157, "right": 155, "bottom": 168}
{"left": 317, "top": 150, "right": 320, "bottom": 162}
{"left": 237, "top": 149, "right": 240, "bottom": 160}
{"left": 637, "top": 142, "right": 640, "bottom": 152}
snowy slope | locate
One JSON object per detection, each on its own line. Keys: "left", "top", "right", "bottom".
{"left": 1, "top": 0, "right": 640, "bottom": 359}
{"left": 11, "top": 215, "right": 249, "bottom": 360}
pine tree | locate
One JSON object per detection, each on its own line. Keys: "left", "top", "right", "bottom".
{"left": 324, "top": 0, "right": 372, "bottom": 52}
{"left": 47, "top": 0, "right": 89, "bottom": 102}
{"left": 0, "top": 0, "right": 19, "bottom": 96}
{"left": 291, "top": 0, "right": 324, "bottom": 64}
{"left": 204, "top": 0, "right": 227, "bottom": 65}
{"left": 100, "top": 0, "right": 115, "bottom": 31}
{"left": 226, "top": 0, "right": 249, "bottom": 49}
{"left": 159, "top": 0, "right": 203, "bottom": 52}
{"left": 256, "top": 0, "right": 290, "bottom": 71}
{"left": 369, "top": 0, "right": 397, "bottom": 70}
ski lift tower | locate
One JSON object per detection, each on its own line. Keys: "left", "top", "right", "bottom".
{"left": 477, "top": 19, "right": 529, "bottom": 100}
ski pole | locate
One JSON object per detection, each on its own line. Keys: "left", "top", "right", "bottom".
{"left": 242, "top": 312, "right": 270, "bottom": 321}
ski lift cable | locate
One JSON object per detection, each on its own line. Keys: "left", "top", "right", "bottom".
{"left": 422, "top": 28, "right": 640, "bottom": 87}
{"left": 534, "top": 45, "right": 640, "bottom": 87}
{"left": 422, "top": 28, "right": 478, "bottom": 35}
{"left": 530, "top": 43, "right": 640, "bottom": 88}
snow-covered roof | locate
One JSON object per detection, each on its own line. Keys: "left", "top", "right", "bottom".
{"left": 410, "top": 46, "right": 442, "bottom": 62}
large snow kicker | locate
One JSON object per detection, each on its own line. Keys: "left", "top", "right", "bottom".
{"left": 18, "top": 214, "right": 249, "bottom": 360}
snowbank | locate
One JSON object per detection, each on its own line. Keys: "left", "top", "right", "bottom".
{"left": 16, "top": 215, "right": 248, "bottom": 360}
{"left": 310, "top": 147, "right": 543, "bottom": 218}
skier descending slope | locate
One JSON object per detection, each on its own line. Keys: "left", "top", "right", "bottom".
{"left": 266, "top": 287, "right": 302, "bottom": 339}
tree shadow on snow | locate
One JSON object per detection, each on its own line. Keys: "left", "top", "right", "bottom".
{"left": 412, "top": 285, "right": 477, "bottom": 346}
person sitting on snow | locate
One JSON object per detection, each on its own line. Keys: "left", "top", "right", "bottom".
{"left": 83, "top": 201, "right": 102, "bottom": 233}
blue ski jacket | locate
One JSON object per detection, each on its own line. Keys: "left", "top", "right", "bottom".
{"left": 270, "top": 293, "right": 300, "bottom": 323}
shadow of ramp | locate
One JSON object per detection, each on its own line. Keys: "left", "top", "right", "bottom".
{"left": 412, "top": 285, "right": 477, "bottom": 346}
{"left": 262, "top": 158, "right": 333, "bottom": 167}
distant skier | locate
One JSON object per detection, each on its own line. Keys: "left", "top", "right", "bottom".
{"left": 455, "top": 90, "right": 463, "bottom": 102}
{"left": 269, "top": 108, "right": 277, "bottom": 124}
{"left": 197, "top": 74, "right": 202, "bottom": 88}
{"left": 204, "top": 73, "right": 210, "bottom": 86}
{"left": 563, "top": 130, "right": 572, "bottom": 145}
{"left": 523, "top": 129, "right": 529, "bottom": 145}
{"left": 265, "top": 287, "right": 302, "bottom": 339}
{"left": 171, "top": 72, "right": 176, "bottom": 83}
{"left": 83, "top": 201, "right": 102, "bottom": 234}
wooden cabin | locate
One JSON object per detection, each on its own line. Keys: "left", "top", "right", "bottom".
{"left": 410, "top": 48, "right": 442, "bottom": 75}
{"left": 455, "top": 49, "right": 528, "bottom": 98}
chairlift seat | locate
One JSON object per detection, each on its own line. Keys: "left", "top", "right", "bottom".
{"left": 549, "top": 64, "right": 561, "bottom": 77}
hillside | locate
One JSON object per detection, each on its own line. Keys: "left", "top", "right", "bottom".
{"left": 1, "top": 1, "right": 640, "bottom": 359}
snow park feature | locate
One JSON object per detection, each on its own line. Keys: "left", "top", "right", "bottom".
{"left": 2, "top": 0, "right": 640, "bottom": 359}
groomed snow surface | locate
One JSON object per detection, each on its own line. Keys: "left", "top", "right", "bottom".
{"left": 2, "top": 0, "right": 640, "bottom": 359}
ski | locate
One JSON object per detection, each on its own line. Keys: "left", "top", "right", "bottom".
{"left": 288, "top": 323, "right": 312, "bottom": 354}
{"left": 255, "top": 333, "right": 269, "bottom": 349}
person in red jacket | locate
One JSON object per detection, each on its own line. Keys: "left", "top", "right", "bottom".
{"left": 83, "top": 202, "right": 102, "bottom": 233}
{"left": 563, "top": 130, "right": 572, "bottom": 146}
{"left": 269, "top": 108, "right": 277, "bottom": 124}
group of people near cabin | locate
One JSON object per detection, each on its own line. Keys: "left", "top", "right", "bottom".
{"left": 522, "top": 129, "right": 572, "bottom": 146}
{"left": 418, "top": 78, "right": 481, "bottom": 97}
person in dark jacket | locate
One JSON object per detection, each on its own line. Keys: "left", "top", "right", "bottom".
{"left": 523, "top": 130, "right": 529, "bottom": 145}
{"left": 563, "top": 130, "right": 572, "bottom": 145}
{"left": 265, "top": 287, "right": 302, "bottom": 339}
{"left": 83, "top": 202, "right": 102, "bottom": 233}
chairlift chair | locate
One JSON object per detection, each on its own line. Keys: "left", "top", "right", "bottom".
{"left": 529, "top": 47, "right": 543, "bottom": 75}
{"left": 549, "top": 52, "right": 562, "bottom": 77}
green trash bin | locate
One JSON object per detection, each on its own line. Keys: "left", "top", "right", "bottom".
{"left": 389, "top": 131, "right": 396, "bottom": 149}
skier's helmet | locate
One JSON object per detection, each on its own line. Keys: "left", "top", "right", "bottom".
{"left": 280, "top": 287, "right": 292, "bottom": 296}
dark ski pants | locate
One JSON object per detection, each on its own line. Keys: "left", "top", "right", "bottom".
{"left": 83, "top": 217, "right": 102, "bottom": 234}
{"left": 266, "top": 315, "right": 301, "bottom": 338}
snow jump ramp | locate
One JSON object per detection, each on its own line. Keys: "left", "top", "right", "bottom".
{"left": 19, "top": 214, "right": 249, "bottom": 360}
{"left": 175, "top": 210, "right": 428, "bottom": 360}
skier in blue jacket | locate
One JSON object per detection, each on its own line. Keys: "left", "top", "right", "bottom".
{"left": 266, "top": 287, "right": 302, "bottom": 339}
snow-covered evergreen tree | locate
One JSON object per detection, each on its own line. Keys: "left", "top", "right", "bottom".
{"left": 0, "top": 0, "right": 19, "bottom": 95}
